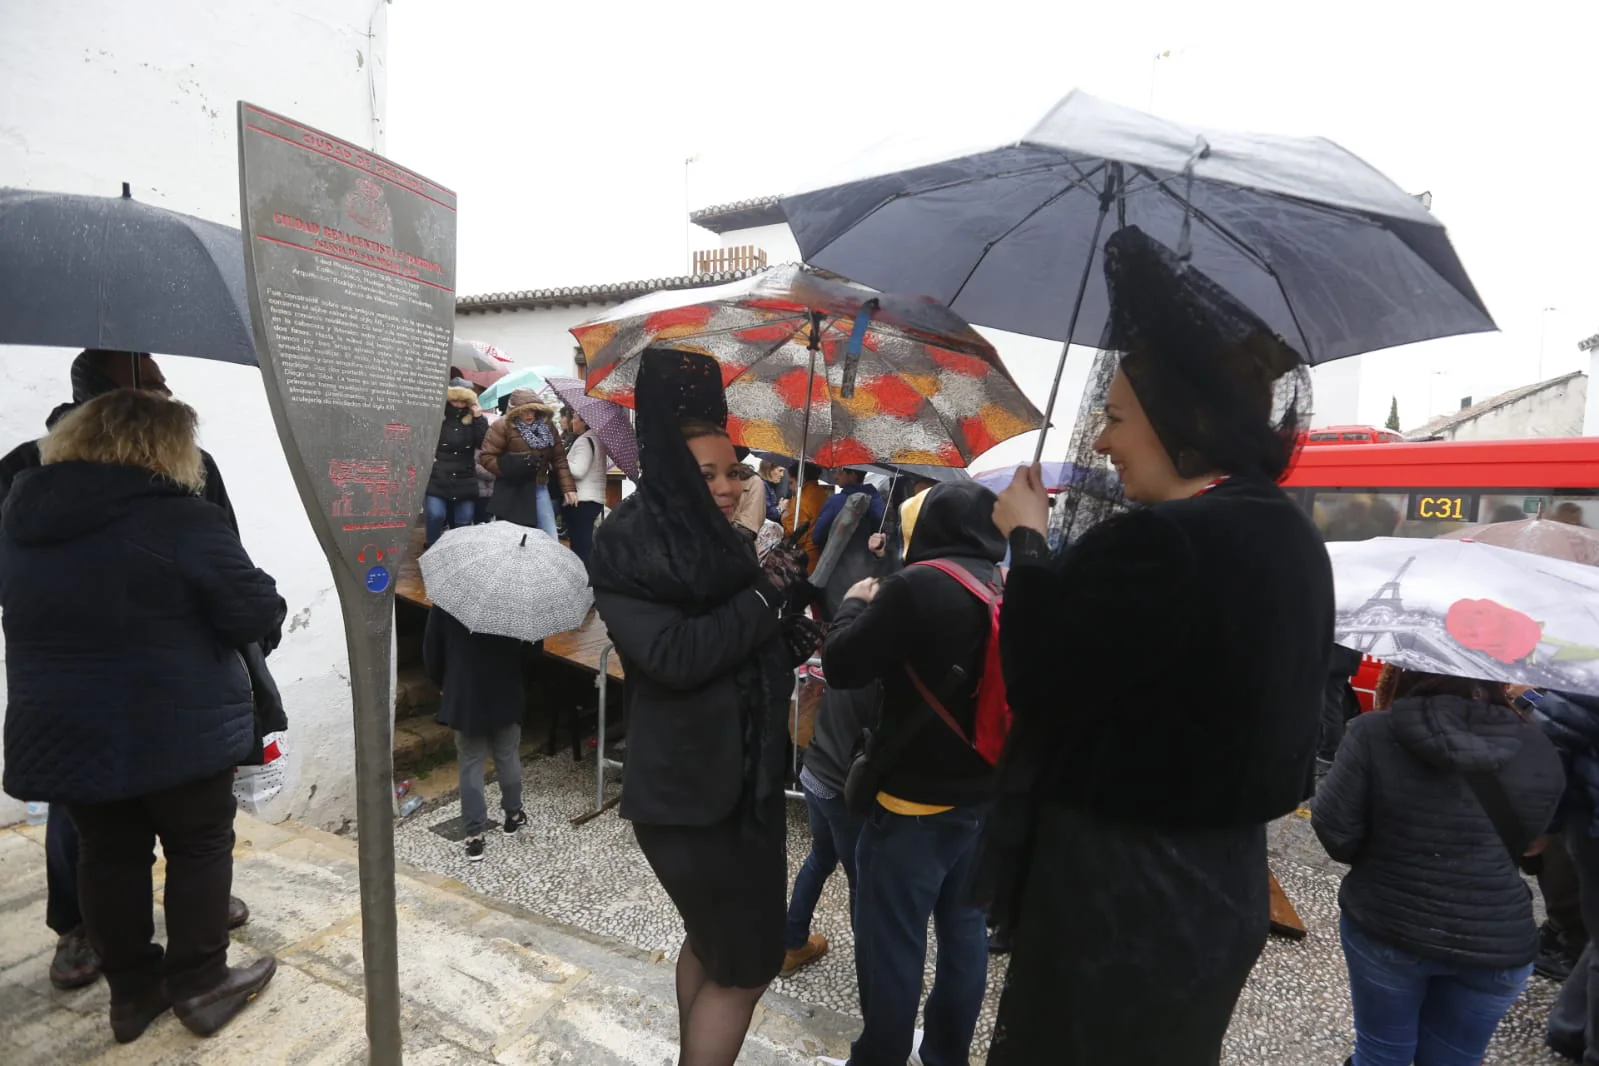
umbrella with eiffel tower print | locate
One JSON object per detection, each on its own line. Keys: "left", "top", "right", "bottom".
{"left": 1329, "top": 537, "right": 1599, "bottom": 697}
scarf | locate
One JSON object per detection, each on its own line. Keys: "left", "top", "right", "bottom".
{"left": 514, "top": 416, "right": 555, "bottom": 451}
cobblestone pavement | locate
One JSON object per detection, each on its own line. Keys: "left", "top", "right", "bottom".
{"left": 395, "top": 749, "right": 1573, "bottom": 1065}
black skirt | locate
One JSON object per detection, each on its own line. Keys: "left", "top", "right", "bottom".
{"left": 633, "top": 799, "right": 787, "bottom": 989}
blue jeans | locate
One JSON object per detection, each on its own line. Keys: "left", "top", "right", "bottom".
{"left": 784, "top": 782, "right": 864, "bottom": 950}
{"left": 46, "top": 803, "right": 82, "bottom": 934}
{"left": 1341, "top": 915, "right": 1530, "bottom": 1066}
{"left": 532, "top": 484, "right": 559, "bottom": 539}
{"left": 850, "top": 802, "right": 989, "bottom": 1066}
{"left": 425, "top": 495, "right": 476, "bottom": 546}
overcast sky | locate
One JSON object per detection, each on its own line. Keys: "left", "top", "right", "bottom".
{"left": 388, "top": 0, "right": 1597, "bottom": 437}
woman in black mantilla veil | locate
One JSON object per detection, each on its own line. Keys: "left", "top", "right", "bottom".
{"left": 983, "top": 227, "right": 1335, "bottom": 1065}
{"left": 587, "top": 349, "right": 814, "bottom": 1066}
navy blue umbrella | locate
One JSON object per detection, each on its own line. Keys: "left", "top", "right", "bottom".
{"left": 782, "top": 91, "right": 1495, "bottom": 460}
{"left": 0, "top": 184, "right": 255, "bottom": 365}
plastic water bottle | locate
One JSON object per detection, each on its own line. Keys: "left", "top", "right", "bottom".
{"left": 398, "top": 796, "right": 423, "bottom": 818}
{"left": 24, "top": 801, "right": 47, "bottom": 827}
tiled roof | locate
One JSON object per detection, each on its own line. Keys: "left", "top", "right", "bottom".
{"left": 1404, "top": 370, "right": 1586, "bottom": 439}
{"left": 688, "top": 196, "right": 786, "bottom": 234}
{"left": 456, "top": 269, "right": 764, "bottom": 315}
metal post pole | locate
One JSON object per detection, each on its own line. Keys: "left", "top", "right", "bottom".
{"left": 595, "top": 645, "right": 610, "bottom": 811}
{"left": 342, "top": 589, "right": 402, "bottom": 1065}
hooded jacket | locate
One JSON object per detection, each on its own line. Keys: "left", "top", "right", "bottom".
{"left": 813, "top": 482, "right": 884, "bottom": 549}
{"left": 822, "top": 480, "right": 1005, "bottom": 808}
{"left": 426, "top": 387, "right": 489, "bottom": 501}
{"left": 1, "top": 462, "right": 286, "bottom": 804}
{"left": 479, "top": 395, "right": 576, "bottom": 526}
{"left": 1312, "top": 696, "right": 1564, "bottom": 967}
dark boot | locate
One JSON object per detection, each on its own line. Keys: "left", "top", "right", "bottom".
{"left": 172, "top": 957, "right": 277, "bottom": 1037}
{"left": 109, "top": 983, "right": 171, "bottom": 1043}
{"left": 49, "top": 927, "right": 101, "bottom": 990}
{"left": 226, "top": 896, "right": 250, "bottom": 931}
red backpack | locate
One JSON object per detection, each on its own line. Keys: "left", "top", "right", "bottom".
{"left": 904, "top": 559, "right": 1012, "bottom": 765}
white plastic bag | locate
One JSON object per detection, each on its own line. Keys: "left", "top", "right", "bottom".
{"left": 233, "top": 731, "right": 289, "bottom": 816}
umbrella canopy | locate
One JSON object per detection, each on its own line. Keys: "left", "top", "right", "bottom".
{"left": 1439, "top": 518, "right": 1599, "bottom": 567}
{"left": 546, "top": 375, "right": 640, "bottom": 480}
{"left": 0, "top": 184, "right": 255, "bottom": 365}
{"left": 572, "top": 263, "right": 1042, "bottom": 468}
{"left": 451, "top": 338, "right": 514, "bottom": 374}
{"left": 477, "top": 366, "right": 560, "bottom": 410}
{"left": 781, "top": 91, "right": 1493, "bottom": 363}
{"left": 862, "top": 462, "right": 971, "bottom": 484}
{"left": 419, "top": 523, "right": 592, "bottom": 644}
{"left": 973, "top": 461, "right": 1072, "bottom": 494}
{"left": 1329, "top": 537, "right": 1599, "bottom": 697}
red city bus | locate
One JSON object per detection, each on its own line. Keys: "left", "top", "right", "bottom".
{"left": 1283, "top": 436, "right": 1599, "bottom": 708}
{"left": 1303, "top": 424, "right": 1406, "bottom": 446}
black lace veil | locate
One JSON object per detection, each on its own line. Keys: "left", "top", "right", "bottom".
{"left": 587, "top": 348, "right": 762, "bottom": 608}
{"left": 1048, "top": 226, "right": 1312, "bottom": 546}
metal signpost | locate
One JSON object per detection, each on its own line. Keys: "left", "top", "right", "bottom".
{"left": 237, "top": 103, "right": 457, "bottom": 1064}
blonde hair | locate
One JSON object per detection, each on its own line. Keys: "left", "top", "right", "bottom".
{"left": 39, "top": 388, "right": 206, "bottom": 492}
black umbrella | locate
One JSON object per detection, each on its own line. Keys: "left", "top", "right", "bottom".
{"left": 0, "top": 184, "right": 255, "bottom": 365}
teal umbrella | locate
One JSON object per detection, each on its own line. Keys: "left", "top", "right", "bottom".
{"left": 477, "top": 366, "right": 564, "bottom": 410}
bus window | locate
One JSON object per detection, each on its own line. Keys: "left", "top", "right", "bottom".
{"left": 1478, "top": 494, "right": 1545, "bottom": 523}
{"left": 1308, "top": 432, "right": 1340, "bottom": 442}
{"left": 1313, "top": 492, "right": 1405, "bottom": 541}
{"left": 1340, "top": 433, "right": 1371, "bottom": 442}
{"left": 1551, "top": 499, "right": 1598, "bottom": 528}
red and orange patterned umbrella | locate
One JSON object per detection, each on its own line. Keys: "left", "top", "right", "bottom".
{"left": 570, "top": 264, "right": 1041, "bottom": 467}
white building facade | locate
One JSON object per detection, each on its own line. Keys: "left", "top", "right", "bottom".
{"left": 0, "top": 0, "right": 391, "bottom": 828}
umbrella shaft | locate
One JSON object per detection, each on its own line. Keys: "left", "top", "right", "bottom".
{"left": 1033, "top": 173, "right": 1117, "bottom": 466}
{"left": 793, "top": 346, "right": 817, "bottom": 534}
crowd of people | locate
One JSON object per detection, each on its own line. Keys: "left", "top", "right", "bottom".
{"left": 3, "top": 227, "right": 1596, "bottom": 1066}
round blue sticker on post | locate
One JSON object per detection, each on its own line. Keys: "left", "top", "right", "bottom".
{"left": 365, "top": 565, "right": 391, "bottom": 593}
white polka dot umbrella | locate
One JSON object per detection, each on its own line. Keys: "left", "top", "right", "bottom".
{"left": 419, "top": 522, "right": 592, "bottom": 643}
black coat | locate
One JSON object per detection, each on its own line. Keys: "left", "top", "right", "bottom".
{"left": 986, "top": 475, "right": 1334, "bottom": 1066}
{"left": 1533, "top": 690, "right": 1599, "bottom": 839}
{"left": 1, "top": 462, "right": 286, "bottom": 804}
{"left": 823, "top": 480, "right": 1004, "bottom": 809}
{"left": 427, "top": 409, "right": 489, "bottom": 501}
{"left": 594, "top": 583, "right": 782, "bottom": 826}
{"left": 423, "top": 605, "right": 528, "bottom": 737}
{"left": 1314, "top": 697, "right": 1564, "bottom": 968}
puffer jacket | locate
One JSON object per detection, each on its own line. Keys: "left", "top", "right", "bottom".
{"left": 1, "top": 461, "right": 286, "bottom": 804}
{"left": 1313, "top": 695, "right": 1564, "bottom": 967}
{"left": 426, "top": 388, "right": 489, "bottom": 501}
{"left": 566, "top": 429, "right": 608, "bottom": 506}
{"left": 479, "top": 399, "right": 576, "bottom": 526}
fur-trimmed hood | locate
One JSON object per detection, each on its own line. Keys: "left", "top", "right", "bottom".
{"left": 446, "top": 386, "right": 477, "bottom": 406}
{"left": 504, "top": 388, "right": 554, "bottom": 422}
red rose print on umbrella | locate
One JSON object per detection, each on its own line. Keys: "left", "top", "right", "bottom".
{"left": 1445, "top": 599, "right": 1543, "bottom": 663}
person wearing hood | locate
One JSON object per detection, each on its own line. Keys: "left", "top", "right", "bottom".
{"left": 1313, "top": 667, "right": 1563, "bottom": 1066}
{"left": 424, "top": 384, "right": 489, "bottom": 546}
{"left": 984, "top": 227, "right": 1333, "bottom": 1065}
{"left": 822, "top": 479, "right": 1005, "bottom": 1066}
{"left": 0, "top": 350, "right": 257, "bottom": 994}
{"left": 0, "top": 389, "right": 287, "bottom": 1042}
{"left": 478, "top": 388, "right": 577, "bottom": 538}
{"left": 587, "top": 349, "right": 814, "bottom": 1066}
{"left": 1532, "top": 688, "right": 1599, "bottom": 1062}
{"left": 811, "top": 467, "right": 884, "bottom": 550}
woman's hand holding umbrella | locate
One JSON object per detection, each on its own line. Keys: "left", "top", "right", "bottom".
{"left": 993, "top": 462, "right": 1050, "bottom": 538}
